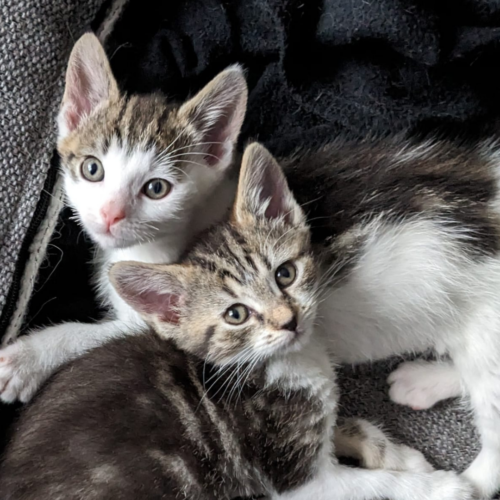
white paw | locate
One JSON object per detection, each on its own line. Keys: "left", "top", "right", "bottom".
{"left": 430, "top": 470, "right": 478, "bottom": 500}
{"left": 388, "top": 361, "right": 450, "bottom": 410}
{"left": 0, "top": 340, "right": 47, "bottom": 403}
{"left": 394, "top": 445, "right": 434, "bottom": 473}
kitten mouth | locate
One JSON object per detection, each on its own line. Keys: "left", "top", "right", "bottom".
{"left": 278, "top": 326, "right": 306, "bottom": 349}
{"left": 288, "top": 327, "right": 304, "bottom": 342}
{"left": 91, "top": 230, "right": 131, "bottom": 249}
{"left": 281, "top": 324, "right": 314, "bottom": 353}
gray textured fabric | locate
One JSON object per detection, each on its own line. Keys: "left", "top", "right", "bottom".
{"left": 339, "top": 359, "right": 480, "bottom": 473}
{"left": 0, "top": 0, "right": 104, "bottom": 319}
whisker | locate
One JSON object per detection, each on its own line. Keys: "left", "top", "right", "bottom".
{"left": 161, "top": 128, "right": 187, "bottom": 155}
{"left": 166, "top": 151, "right": 220, "bottom": 162}
{"left": 156, "top": 141, "right": 225, "bottom": 163}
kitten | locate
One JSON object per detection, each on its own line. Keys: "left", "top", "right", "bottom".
{"left": 0, "top": 144, "right": 473, "bottom": 500}
{"left": 0, "top": 32, "right": 245, "bottom": 402}
{"left": 278, "top": 136, "right": 500, "bottom": 498}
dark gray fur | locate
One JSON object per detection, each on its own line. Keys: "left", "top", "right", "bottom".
{"left": 0, "top": 332, "right": 324, "bottom": 499}
{"left": 280, "top": 134, "right": 500, "bottom": 264}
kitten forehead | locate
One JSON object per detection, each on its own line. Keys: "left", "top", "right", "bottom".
{"left": 58, "top": 93, "right": 192, "bottom": 166}
{"left": 187, "top": 219, "right": 311, "bottom": 289}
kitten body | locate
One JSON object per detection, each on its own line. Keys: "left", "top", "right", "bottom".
{"left": 281, "top": 136, "right": 500, "bottom": 497}
{"left": 0, "top": 331, "right": 453, "bottom": 500}
{"left": 0, "top": 144, "right": 471, "bottom": 500}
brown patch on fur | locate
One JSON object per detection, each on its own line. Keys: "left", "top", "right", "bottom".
{"left": 0, "top": 332, "right": 328, "bottom": 499}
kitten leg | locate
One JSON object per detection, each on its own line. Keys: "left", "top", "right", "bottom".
{"left": 334, "top": 418, "right": 433, "bottom": 472}
{"left": 387, "top": 359, "right": 462, "bottom": 410}
{"left": 0, "top": 320, "right": 139, "bottom": 403}
{"left": 273, "top": 460, "right": 476, "bottom": 500}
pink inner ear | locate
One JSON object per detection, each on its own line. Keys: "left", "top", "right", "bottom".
{"left": 64, "top": 105, "right": 83, "bottom": 132}
{"left": 64, "top": 55, "right": 109, "bottom": 132}
{"left": 65, "top": 66, "right": 94, "bottom": 132}
{"left": 204, "top": 121, "right": 229, "bottom": 166}
{"left": 258, "top": 165, "right": 290, "bottom": 222}
{"left": 135, "top": 291, "right": 180, "bottom": 324}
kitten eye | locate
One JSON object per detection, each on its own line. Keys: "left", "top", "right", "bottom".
{"left": 81, "top": 157, "right": 104, "bottom": 182}
{"left": 224, "top": 304, "right": 250, "bottom": 325}
{"left": 275, "top": 262, "right": 297, "bottom": 288}
{"left": 143, "top": 179, "right": 171, "bottom": 200}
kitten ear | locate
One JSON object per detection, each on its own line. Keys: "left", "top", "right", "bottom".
{"left": 58, "top": 33, "right": 119, "bottom": 139}
{"left": 178, "top": 65, "right": 248, "bottom": 170}
{"left": 110, "top": 261, "right": 188, "bottom": 324}
{"left": 233, "top": 143, "right": 305, "bottom": 226}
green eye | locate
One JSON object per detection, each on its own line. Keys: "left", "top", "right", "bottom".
{"left": 275, "top": 262, "right": 297, "bottom": 288}
{"left": 143, "top": 179, "right": 171, "bottom": 199}
{"left": 81, "top": 157, "right": 104, "bottom": 182}
{"left": 224, "top": 304, "right": 250, "bottom": 325}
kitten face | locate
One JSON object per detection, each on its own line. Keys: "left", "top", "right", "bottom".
{"left": 59, "top": 96, "right": 227, "bottom": 249}
{"left": 175, "top": 220, "right": 317, "bottom": 365}
{"left": 111, "top": 144, "right": 319, "bottom": 366}
{"left": 57, "top": 34, "right": 247, "bottom": 250}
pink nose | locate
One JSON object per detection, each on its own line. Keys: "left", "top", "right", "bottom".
{"left": 100, "top": 203, "right": 125, "bottom": 231}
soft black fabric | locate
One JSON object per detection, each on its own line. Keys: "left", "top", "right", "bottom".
{"left": 5, "top": 0, "right": 500, "bottom": 491}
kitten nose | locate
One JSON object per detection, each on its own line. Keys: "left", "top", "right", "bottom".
{"left": 281, "top": 316, "right": 298, "bottom": 332}
{"left": 100, "top": 203, "right": 125, "bottom": 230}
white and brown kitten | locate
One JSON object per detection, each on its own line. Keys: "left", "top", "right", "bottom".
{"left": 0, "top": 33, "right": 245, "bottom": 401}
{"left": 277, "top": 137, "right": 500, "bottom": 497}
{"left": 0, "top": 144, "right": 473, "bottom": 500}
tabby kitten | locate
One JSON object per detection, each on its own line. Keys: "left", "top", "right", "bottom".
{"left": 0, "top": 144, "right": 473, "bottom": 500}
{"left": 0, "top": 33, "right": 245, "bottom": 401}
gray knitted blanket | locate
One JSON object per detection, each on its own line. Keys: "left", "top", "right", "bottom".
{"left": 0, "top": 0, "right": 104, "bottom": 342}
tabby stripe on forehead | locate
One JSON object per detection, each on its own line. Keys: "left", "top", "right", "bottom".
{"left": 221, "top": 241, "right": 247, "bottom": 272}
{"left": 222, "top": 285, "right": 237, "bottom": 298}
{"left": 226, "top": 227, "right": 271, "bottom": 271}
{"left": 191, "top": 257, "right": 218, "bottom": 273}
{"left": 244, "top": 254, "right": 258, "bottom": 272}
{"left": 154, "top": 107, "right": 172, "bottom": 139}
{"left": 219, "top": 269, "right": 244, "bottom": 285}
{"left": 113, "top": 127, "right": 123, "bottom": 148}
{"left": 116, "top": 95, "right": 130, "bottom": 129}
{"left": 124, "top": 99, "right": 144, "bottom": 153}
{"left": 227, "top": 225, "right": 249, "bottom": 249}
{"left": 113, "top": 97, "right": 132, "bottom": 147}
